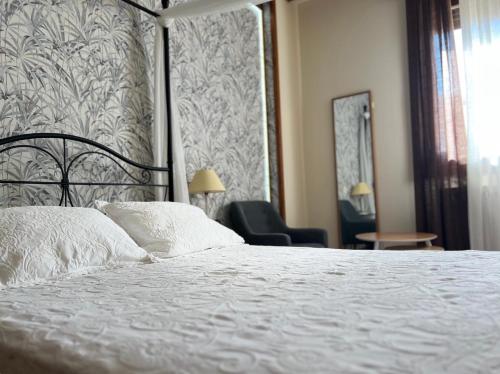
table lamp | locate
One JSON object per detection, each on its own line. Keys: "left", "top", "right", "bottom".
{"left": 188, "top": 169, "right": 225, "bottom": 214}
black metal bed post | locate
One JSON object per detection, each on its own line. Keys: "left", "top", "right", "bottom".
{"left": 118, "top": 0, "right": 175, "bottom": 202}
{"left": 162, "top": 0, "right": 175, "bottom": 202}
{"left": 63, "top": 138, "right": 68, "bottom": 206}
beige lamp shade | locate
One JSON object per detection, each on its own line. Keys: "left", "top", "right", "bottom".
{"left": 188, "top": 169, "right": 225, "bottom": 194}
{"left": 351, "top": 182, "right": 372, "bottom": 196}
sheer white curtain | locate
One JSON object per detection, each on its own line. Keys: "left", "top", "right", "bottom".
{"left": 153, "top": 23, "right": 189, "bottom": 203}
{"left": 461, "top": 0, "right": 500, "bottom": 249}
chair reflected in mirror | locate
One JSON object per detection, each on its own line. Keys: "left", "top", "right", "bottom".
{"left": 339, "top": 200, "right": 376, "bottom": 248}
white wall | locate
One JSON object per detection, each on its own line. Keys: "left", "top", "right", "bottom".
{"left": 274, "top": 0, "right": 416, "bottom": 247}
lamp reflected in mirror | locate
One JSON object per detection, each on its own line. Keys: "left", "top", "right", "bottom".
{"left": 351, "top": 182, "right": 373, "bottom": 216}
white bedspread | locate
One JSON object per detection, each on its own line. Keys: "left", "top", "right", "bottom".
{"left": 1, "top": 246, "right": 500, "bottom": 374}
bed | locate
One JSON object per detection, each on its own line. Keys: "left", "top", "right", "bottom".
{"left": 2, "top": 247, "right": 500, "bottom": 373}
{"left": 1, "top": 134, "right": 500, "bottom": 374}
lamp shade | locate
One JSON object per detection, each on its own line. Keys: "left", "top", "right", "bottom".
{"left": 189, "top": 169, "right": 226, "bottom": 194}
{"left": 351, "top": 182, "right": 372, "bottom": 196}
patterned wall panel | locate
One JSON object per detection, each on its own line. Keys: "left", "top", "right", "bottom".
{"left": 0, "top": 0, "right": 269, "bottom": 217}
{"left": 169, "top": 0, "right": 269, "bottom": 219}
{"left": 0, "top": 0, "right": 157, "bottom": 205}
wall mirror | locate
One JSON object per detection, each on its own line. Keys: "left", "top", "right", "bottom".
{"left": 332, "top": 91, "right": 378, "bottom": 248}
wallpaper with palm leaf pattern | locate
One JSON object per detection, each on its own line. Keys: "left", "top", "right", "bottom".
{"left": 170, "top": 0, "right": 269, "bottom": 219}
{"left": 0, "top": 0, "right": 270, "bottom": 218}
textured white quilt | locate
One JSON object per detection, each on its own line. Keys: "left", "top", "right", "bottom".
{"left": 1, "top": 246, "right": 500, "bottom": 374}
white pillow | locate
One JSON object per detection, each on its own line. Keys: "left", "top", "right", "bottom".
{"left": 96, "top": 201, "right": 244, "bottom": 257}
{"left": 0, "top": 206, "right": 150, "bottom": 287}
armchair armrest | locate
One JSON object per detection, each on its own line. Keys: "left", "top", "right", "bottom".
{"left": 287, "top": 228, "right": 328, "bottom": 247}
{"left": 247, "top": 233, "right": 292, "bottom": 246}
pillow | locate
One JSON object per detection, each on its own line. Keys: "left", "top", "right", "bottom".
{"left": 0, "top": 206, "right": 150, "bottom": 287}
{"left": 96, "top": 201, "right": 244, "bottom": 257}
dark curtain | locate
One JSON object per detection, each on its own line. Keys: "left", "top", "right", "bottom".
{"left": 406, "top": 0, "right": 470, "bottom": 250}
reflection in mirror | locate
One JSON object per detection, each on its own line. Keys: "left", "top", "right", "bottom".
{"left": 332, "top": 91, "right": 378, "bottom": 248}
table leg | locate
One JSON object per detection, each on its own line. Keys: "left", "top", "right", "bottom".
{"left": 425, "top": 240, "right": 432, "bottom": 247}
{"left": 374, "top": 241, "right": 380, "bottom": 250}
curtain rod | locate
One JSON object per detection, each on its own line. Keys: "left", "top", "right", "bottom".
{"left": 119, "top": 0, "right": 160, "bottom": 17}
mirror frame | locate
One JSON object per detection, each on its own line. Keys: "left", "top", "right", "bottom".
{"left": 331, "top": 90, "right": 380, "bottom": 247}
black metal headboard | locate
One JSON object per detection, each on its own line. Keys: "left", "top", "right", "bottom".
{"left": 0, "top": 133, "right": 172, "bottom": 206}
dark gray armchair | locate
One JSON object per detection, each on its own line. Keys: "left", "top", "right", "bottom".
{"left": 229, "top": 201, "right": 328, "bottom": 247}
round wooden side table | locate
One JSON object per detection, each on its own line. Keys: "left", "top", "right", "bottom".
{"left": 355, "top": 232, "right": 440, "bottom": 250}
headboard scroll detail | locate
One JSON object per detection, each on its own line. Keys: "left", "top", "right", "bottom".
{"left": 0, "top": 133, "right": 171, "bottom": 206}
